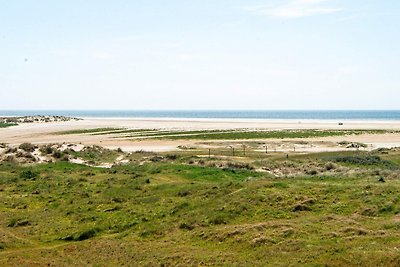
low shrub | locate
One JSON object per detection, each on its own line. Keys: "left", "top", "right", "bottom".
{"left": 5, "top": 147, "right": 17, "bottom": 153}
{"left": 208, "top": 215, "right": 228, "bottom": 225}
{"left": 40, "top": 145, "right": 53, "bottom": 155}
{"left": 328, "top": 155, "right": 395, "bottom": 167}
{"left": 7, "top": 218, "right": 31, "bottom": 227}
{"left": 61, "top": 228, "right": 99, "bottom": 241}
{"left": 226, "top": 161, "right": 254, "bottom": 170}
{"left": 306, "top": 169, "right": 318, "bottom": 175}
{"left": 53, "top": 150, "right": 63, "bottom": 159}
{"left": 20, "top": 169, "right": 39, "bottom": 180}
{"left": 179, "top": 222, "right": 195, "bottom": 230}
{"left": 166, "top": 154, "right": 179, "bottom": 160}
{"left": 19, "top": 143, "right": 35, "bottom": 152}
{"left": 325, "top": 162, "right": 336, "bottom": 171}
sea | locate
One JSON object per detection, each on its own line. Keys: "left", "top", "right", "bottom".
{"left": 1, "top": 110, "right": 400, "bottom": 121}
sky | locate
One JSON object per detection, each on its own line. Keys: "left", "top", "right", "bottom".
{"left": 1, "top": 0, "right": 400, "bottom": 110}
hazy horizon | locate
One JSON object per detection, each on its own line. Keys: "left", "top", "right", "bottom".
{"left": 1, "top": 109, "right": 400, "bottom": 111}
{"left": 1, "top": 1, "right": 399, "bottom": 110}
{"left": 2, "top": 109, "right": 400, "bottom": 120}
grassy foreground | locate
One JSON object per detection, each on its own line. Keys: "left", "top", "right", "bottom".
{"left": 1, "top": 148, "right": 400, "bottom": 266}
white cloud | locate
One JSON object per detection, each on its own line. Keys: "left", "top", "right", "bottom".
{"left": 178, "top": 53, "right": 195, "bottom": 62}
{"left": 90, "top": 51, "right": 114, "bottom": 61}
{"left": 52, "top": 49, "right": 76, "bottom": 57}
{"left": 247, "top": 0, "right": 342, "bottom": 19}
{"left": 337, "top": 65, "right": 359, "bottom": 75}
{"left": 161, "top": 42, "right": 182, "bottom": 49}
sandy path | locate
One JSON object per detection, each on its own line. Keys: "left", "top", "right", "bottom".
{"left": 1, "top": 118, "right": 400, "bottom": 152}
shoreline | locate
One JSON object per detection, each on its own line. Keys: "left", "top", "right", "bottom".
{"left": 80, "top": 116, "right": 400, "bottom": 125}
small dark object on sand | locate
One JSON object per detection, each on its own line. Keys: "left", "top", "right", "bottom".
{"left": 378, "top": 177, "right": 385, "bottom": 183}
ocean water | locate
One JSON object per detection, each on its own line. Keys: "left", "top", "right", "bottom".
{"left": 1, "top": 110, "right": 400, "bottom": 121}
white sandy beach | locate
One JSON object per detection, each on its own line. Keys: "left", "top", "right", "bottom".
{"left": 1, "top": 118, "right": 400, "bottom": 152}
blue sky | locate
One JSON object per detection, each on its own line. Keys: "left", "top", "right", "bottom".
{"left": 1, "top": 0, "right": 399, "bottom": 110}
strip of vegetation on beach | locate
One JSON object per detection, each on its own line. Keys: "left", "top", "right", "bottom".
{"left": 56, "top": 128, "right": 391, "bottom": 140}
{"left": 92, "top": 128, "right": 160, "bottom": 135}
{"left": 145, "top": 129, "right": 388, "bottom": 140}
{"left": 0, "top": 123, "right": 17, "bottom": 128}
{"left": 58, "top": 128, "right": 126, "bottom": 135}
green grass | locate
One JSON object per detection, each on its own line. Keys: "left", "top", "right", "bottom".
{"left": 326, "top": 154, "right": 398, "bottom": 169}
{"left": 57, "top": 128, "right": 125, "bottom": 135}
{"left": 92, "top": 128, "right": 159, "bottom": 135}
{"left": 0, "top": 123, "right": 17, "bottom": 128}
{"left": 55, "top": 128, "right": 390, "bottom": 140}
{"left": 143, "top": 129, "right": 387, "bottom": 140}
{"left": 1, "top": 149, "right": 400, "bottom": 266}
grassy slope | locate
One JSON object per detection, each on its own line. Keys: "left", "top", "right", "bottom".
{"left": 0, "top": 151, "right": 400, "bottom": 266}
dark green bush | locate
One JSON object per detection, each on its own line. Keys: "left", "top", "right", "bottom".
{"left": 209, "top": 215, "right": 227, "bottom": 225}
{"left": 40, "top": 145, "right": 53, "bottom": 154}
{"left": 7, "top": 218, "right": 31, "bottom": 227}
{"left": 53, "top": 150, "right": 63, "bottom": 159}
{"left": 19, "top": 143, "right": 35, "bottom": 152}
{"left": 306, "top": 169, "right": 318, "bottom": 175}
{"left": 328, "top": 155, "right": 395, "bottom": 167}
{"left": 20, "top": 169, "right": 39, "bottom": 180}
{"left": 179, "top": 222, "right": 195, "bottom": 230}
{"left": 75, "top": 228, "right": 98, "bottom": 241}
